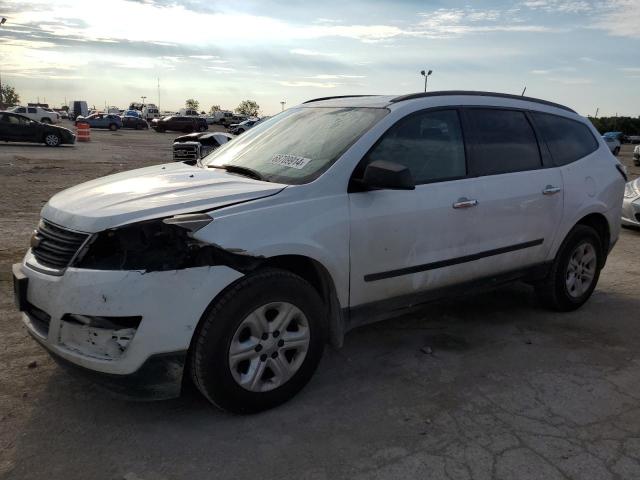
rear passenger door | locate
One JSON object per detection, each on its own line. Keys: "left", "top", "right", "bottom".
{"left": 462, "top": 108, "right": 564, "bottom": 271}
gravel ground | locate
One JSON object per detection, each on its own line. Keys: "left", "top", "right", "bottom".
{"left": 1, "top": 126, "right": 639, "bottom": 480}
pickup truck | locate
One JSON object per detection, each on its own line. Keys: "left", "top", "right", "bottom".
{"left": 8, "top": 106, "right": 59, "bottom": 124}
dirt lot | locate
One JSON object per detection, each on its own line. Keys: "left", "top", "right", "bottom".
{"left": 1, "top": 126, "right": 640, "bottom": 480}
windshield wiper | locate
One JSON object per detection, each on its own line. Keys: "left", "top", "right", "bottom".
{"left": 208, "top": 164, "right": 265, "bottom": 181}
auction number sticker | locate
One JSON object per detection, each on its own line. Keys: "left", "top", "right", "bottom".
{"left": 270, "top": 154, "right": 312, "bottom": 169}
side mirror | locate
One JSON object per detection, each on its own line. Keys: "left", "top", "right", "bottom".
{"left": 362, "top": 160, "right": 415, "bottom": 190}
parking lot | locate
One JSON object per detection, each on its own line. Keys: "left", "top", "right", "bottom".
{"left": 1, "top": 126, "right": 640, "bottom": 479}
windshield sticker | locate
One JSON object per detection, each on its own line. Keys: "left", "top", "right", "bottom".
{"left": 270, "top": 154, "right": 312, "bottom": 169}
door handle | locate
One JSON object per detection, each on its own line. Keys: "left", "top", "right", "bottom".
{"left": 543, "top": 185, "right": 562, "bottom": 195}
{"left": 452, "top": 197, "right": 478, "bottom": 209}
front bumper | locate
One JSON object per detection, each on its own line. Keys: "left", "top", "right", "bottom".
{"left": 622, "top": 195, "right": 640, "bottom": 227}
{"left": 14, "top": 256, "right": 242, "bottom": 397}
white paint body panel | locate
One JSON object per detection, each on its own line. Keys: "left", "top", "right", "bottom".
{"left": 18, "top": 93, "right": 625, "bottom": 376}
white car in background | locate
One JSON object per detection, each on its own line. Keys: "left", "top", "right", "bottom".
{"left": 603, "top": 135, "right": 621, "bottom": 156}
{"left": 9, "top": 106, "right": 59, "bottom": 124}
{"left": 623, "top": 178, "right": 640, "bottom": 228}
{"left": 13, "top": 91, "right": 626, "bottom": 414}
{"left": 633, "top": 145, "right": 639, "bottom": 166}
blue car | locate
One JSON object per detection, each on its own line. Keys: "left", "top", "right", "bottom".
{"left": 76, "top": 113, "right": 122, "bottom": 130}
{"left": 124, "top": 110, "right": 142, "bottom": 118}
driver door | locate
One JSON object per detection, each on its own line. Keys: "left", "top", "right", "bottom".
{"left": 349, "top": 108, "right": 484, "bottom": 307}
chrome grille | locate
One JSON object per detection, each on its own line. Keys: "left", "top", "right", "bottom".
{"left": 31, "top": 220, "right": 89, "bottom": 270}
{"left": 173, "top": 142, "right": 200, "bottom": 161}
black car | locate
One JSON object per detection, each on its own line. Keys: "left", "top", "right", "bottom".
{"left": 172, "top": 131, "right": 233, "bottom": 162}
{"left": 151, "top": 116, "right": 208, "bottom": 133}
{"left": 121, "top": 116, "right": 149, "bottom": 130}
{"left": 0, "top": 111, "right": 75, "bottom": 147}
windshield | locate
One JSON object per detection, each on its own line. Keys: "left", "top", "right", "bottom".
{"left": 202, "top": 107, "right": 387, "bottom": 184}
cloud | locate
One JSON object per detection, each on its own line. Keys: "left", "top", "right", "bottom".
{"left": 593, "top": 0, "right": 640, "bottom": 38}
{"left": 290, "top": 48, "right": 336, "bottom": 57}
{"left": 522, "top": 0, "right": 595, "bottom": 13}
{"left": 277, "top": 80, "right": 340, "bottom": 88}
{"left": 304, "top": 74, "right": 366, "bottom": 79}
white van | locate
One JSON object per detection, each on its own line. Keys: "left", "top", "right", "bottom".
{"left": 143, "top": 104, "right": 160, "bottom": 121}
{"left": 179, "top": 108, "right": 199, "bottom": 117}
{"left": 13, "top": 91, "right": 626, "bottom": 413}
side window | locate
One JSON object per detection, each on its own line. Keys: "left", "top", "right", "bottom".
{"left": 363, "top": 109, "right": 466, "bottom": 184}
{"left": 16, "top": 107, "right": 26, "bottom": 113}
{"left": 28, "top": 108, "right": 37, "bottom": 113}
{"left": 466, "top": 109, "right": 541, "bottom": 176}
{"left": 531, "top": 112, "right": 598, "bottom": 166}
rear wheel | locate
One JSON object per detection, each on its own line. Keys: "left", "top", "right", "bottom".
{"left": 613, "top": 147, "right": 620, "bottom": 156}
{"left": 198, "top": 125, "right": 206, "bottom": 132}
{"left": 44, "top": 133, "right": 61, "bottom": 147}
{"left": 109, "top": 123, "right": 118, "bottom": 131}
{"left": 536, "top": 225, "right": 602, "bottom": 311}
{"left": 40, "top": 118, "right": 51, "bottom": 124}
{"left": 190, "top": 269, "right": 325, "bottom": 413}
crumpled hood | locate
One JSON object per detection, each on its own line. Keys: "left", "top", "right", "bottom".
{"left": 42, "top": 162, "right": 286, "bottom": 233}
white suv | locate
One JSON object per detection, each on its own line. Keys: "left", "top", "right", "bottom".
{"left": 9, "top": 106, "right": 59, "bottom": 124}
{"left": 13, "top": 91, "right": 626, "bottom": 413}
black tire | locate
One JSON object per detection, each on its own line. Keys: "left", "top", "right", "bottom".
{"left": 535, "top": 225, "right": 603, "bottom": 311}
{"left": 109, "top": 123, "right": 118, "bottom": 131}
{"left": 154, "top": 127, "right": 165, "bottom": 133}
{"left": 198, "top": 125, "right": 206, "bottom": 132}
{"left": 190, "top": 269, "right": 326, "bottom": 413}
{"left": 135, "top": 123, "right": 142, "bottom": 130}
{"left": 613, "top": 147, "right": 620, "bottom": 156}
{"left": 40, "top": 118, "right": 51, "bottom": 124}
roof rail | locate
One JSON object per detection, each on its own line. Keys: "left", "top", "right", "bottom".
{"left": 302, "top": 95, "right": 379, "bottom": 104}
{"left": 390, "top": 90, "right": 576, "bottom": 113}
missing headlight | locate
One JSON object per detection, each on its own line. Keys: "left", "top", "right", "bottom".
{"left": 73, "top": 217, "right": 263, "bottom": 273}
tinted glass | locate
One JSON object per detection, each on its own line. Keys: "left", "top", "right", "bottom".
{"left": 16, "top": 108, "right": 26, "bottom": 113}
{"left": 363, "top": 109, "right": 466, "bottom": 184}
{"left": 28, "top": 108, "right": 37, "bottom": 113}
{"left": 467, "top": 109, "right": 541, "bottom": 176}
{"left": 532, "top": 112, "right": 598, "bottom": 166}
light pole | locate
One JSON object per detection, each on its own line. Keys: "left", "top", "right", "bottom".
{"left": 141, "top": 96, "right": 147, "bottom": 107}
{"left": 280, "top": 101, "right": 286, "bottom": 112}
{"left": 0, "top": 18, "right": 6, "bottom": 108}
{"left": 420, "top": 69, "right": 432, "bottom": 93}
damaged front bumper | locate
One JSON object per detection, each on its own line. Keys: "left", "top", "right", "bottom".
{"left": 14, "top": 255, "right": 242, "bottom": 399}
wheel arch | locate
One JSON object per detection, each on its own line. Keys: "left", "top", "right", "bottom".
{"left": 575, "top": 212, "right": 610, "bottom": 266}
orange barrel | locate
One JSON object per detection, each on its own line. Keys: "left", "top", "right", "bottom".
{"left": 75, "top": 122, "right": 91, "bottom": 142}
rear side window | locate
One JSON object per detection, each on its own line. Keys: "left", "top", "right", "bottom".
{"left": 531, "top": 112, "right": 598, "bottom": 166}
{"left": 466, "top": 109, "right": 541, "bottom": 176}
{"left": 363, "top": 109, "right": 466, "bottom": 184}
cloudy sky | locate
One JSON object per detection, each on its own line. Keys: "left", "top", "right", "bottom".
{"left": 1, "top": 0, "right": 639, "bottom": 115}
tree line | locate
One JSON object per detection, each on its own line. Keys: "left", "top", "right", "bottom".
{"left": 588, "top": 116, "right": 640, "bottom": 136}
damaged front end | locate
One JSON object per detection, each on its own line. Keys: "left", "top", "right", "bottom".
{"left": 73, "top": 213, "right": 263, "bottom": 273}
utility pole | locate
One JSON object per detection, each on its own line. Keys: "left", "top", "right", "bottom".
{"left": 157, "top": 77, "right": 160, "bottom": 110}
{"left": 521, "top": 87, "right": 527, "bottom": 96}
{"left": 594, "top": 107, "right": 599, "bottom": 118}
{"left": 280, "top": 101, "right": 286, "bottom": 112}
{"left": 141, "top": 96, "right": 147, "bottom": 108}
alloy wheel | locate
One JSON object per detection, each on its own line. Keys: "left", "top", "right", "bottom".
{"left": 228, "top": 302, "right": 310, "bottom": 392}
{"left": 565, "top": 242, "right": 597, "bottom": 298}
{"left": 44, "top": 134, "right": 60, "bottom": 146}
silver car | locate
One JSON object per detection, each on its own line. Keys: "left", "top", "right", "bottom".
{"left": 603, "top": 136, "right": 621, "bottom": 156}
{"left": 623, "top": 178, "right": 640, "bottom": 227}
{"left": 633, "top": 145, "right": 639, "bottom": 166}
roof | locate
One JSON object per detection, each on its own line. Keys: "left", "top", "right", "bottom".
{"left": 301, "top": 91, "right": 576, "bottom": 113}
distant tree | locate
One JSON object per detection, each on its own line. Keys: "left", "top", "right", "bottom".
{"left": 589, "top": 116, "right": 640, "bottom": 136}
{"left": 236, "top": 100, "right": 260, "bottom": 116}
{"left": 60, "top": 105, "right": 69, "bottom": 112}
{"left": 209, "top": 105, "right": 221, "bottom": 113}
{"left": 185, "top": 98, "right": 199, "bottom": 111}
{"left": 0, "top": 83, "right": 20, "bottom": 108}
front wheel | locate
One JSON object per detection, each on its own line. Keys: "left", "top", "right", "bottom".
{"left": 198, "top": 125, "right": 206, "bottom": 132}
{"left": 536, "top": 225, "right": 602, "bottom": 311}
{"left": 109, "top": 123, "right": 118, "bottom": 131}
{"left": 190, "top": 269, "right": 325, "bottom": 413}
{"left": 44, "top": 133, "right": 61, "bottom": 147}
